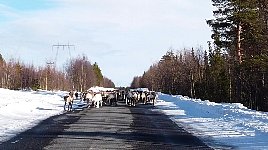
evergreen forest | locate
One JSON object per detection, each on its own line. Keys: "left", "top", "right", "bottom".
{"left": 131, "top": 0, "right": 268, "bottom": 111}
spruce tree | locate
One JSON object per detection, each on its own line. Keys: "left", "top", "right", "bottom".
{"left": 93, "top": 62, "right": 103, "bottom": 86}
{"left": 207, "top": 0, "right": 268, "bottom": 110}
{"left": 0, "top": 53, "right": 4, "bottom": 64}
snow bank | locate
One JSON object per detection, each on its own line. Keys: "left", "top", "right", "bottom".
{"left": 156, "top": 93, "right": 268, "bottom": 150}
{"left": 0, "top": 88, "right": 65, "bottom": 143}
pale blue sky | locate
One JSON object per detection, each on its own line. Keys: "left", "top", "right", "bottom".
{"left": 0, "top": 0, "right": 54, "bottom": 10}
{"left": 0, "top": 0, "right": 213, "bottom": 87}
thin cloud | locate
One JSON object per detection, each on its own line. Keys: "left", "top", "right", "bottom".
{"left": 0, "top": 0, "right": 213, "bottom": 86}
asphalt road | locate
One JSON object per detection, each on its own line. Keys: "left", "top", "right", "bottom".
{"left": 0, "top": 102, "right": 213, "bottom": 150}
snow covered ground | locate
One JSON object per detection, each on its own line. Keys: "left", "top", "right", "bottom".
{"left": 0, "top": 88, "right": 268, "bottom": 149}
{"left": 156, "top": 93, "right": 268, "bottom": 150}
{"left": 0, "top": 88, "right": 86, "bottom": 143}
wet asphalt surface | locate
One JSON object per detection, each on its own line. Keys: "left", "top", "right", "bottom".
{"left": 0, "top": 102, "right": 213, "bottom": 150}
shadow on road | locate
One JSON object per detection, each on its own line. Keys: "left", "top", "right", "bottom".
{"left": 129, "top": 104, "right": 213, "bottom": 149}
{"left": 0, "top": 102, "right": 221, "bottom": 150}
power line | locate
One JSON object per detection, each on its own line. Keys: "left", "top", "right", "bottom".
{"left": 49, "top": 43, "right": 75, "bottom": 65}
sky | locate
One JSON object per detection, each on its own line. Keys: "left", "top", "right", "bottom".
{"left": 0, "top": 0, "right": 214, "bottom": 87}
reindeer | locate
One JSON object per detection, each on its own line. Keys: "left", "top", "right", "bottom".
{"left": 82, "top": 91, "right": 94, "bottom": 107}
{"left": 146, "top": 91, "right": 157, "bottom": 105}
{"left": 127, "top": 91, "right": 138, "bottom": 106}
{"left": 92, "top": 92, "right": 102, "bottom": 108}
{"left": 140, "top": 91, "right": 147, "bottom": 104}
{"left": 107, "top": 91, "right": 117, "bottom": 106}
{"left": 64, "top": 91, "right": 74, "bottom": 111}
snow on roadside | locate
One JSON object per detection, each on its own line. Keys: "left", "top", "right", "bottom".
{"left": 0, "top": 88, "right": 66, "bottom": 143}
{"left": 1, "top": 87, "right": 268, "bottom": 149}
{"left": 155, "top": 93, "right": 268, "bottom": 150}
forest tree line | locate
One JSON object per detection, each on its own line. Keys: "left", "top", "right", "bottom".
{"left": 0, "top": 54, "right": 115, "bottom": 91}
{"left": 131, "top": 0, "right": 268, "bottom": 111}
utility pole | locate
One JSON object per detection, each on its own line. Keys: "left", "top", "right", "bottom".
{"left": 45, "top": 43, "right": 75, "bottom": 91}
{"left": 52, "top": 43, "right": 75, "bottom": 65}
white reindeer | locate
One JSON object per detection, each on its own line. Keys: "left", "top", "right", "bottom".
{"left": 92, "top": 93, "right": 102, "bottom": 108}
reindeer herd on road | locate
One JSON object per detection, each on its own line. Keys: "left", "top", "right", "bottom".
{"left": 63, "top": 87, "right": 157, "bottom": 111}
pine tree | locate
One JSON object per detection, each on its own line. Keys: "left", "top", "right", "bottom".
{"left": 0, "top": 53, "right": 5, "bottom": 88}
{"left": 207, "top": 0, "right": 233, "bottom": 53}
{"left": 0, "top": 53, "right": 4, "bottom": 64}
{"left": 158, "top": 50, "right": 177, "bottom": 94}
{"left": 207, "top": 0, "right": 268, "bottom": 110}
{"left": 93, "top": 62, "right": 103, "bottom": 86}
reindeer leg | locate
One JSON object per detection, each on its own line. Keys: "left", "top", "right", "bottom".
{"left": 64, "top": 101, "right": 66, "bottom": 111}
{"left": 96, "top": 100, "right": 99, "bottom": 108}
